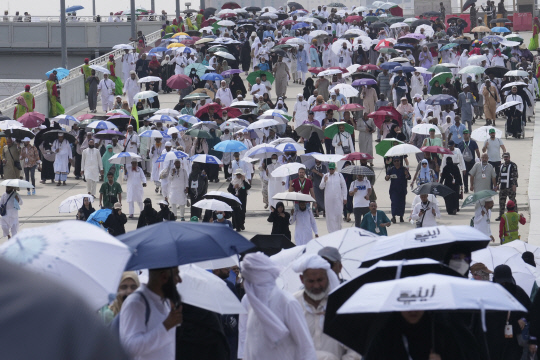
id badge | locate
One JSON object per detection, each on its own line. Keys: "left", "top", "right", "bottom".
{"left": 339, "top": 57, "right": 344, "bottom": 63}
{"left": 505, "top": 324, "right": 513, "bottom": 338}
{"left": 458, "top": 134, "right": 462, "bottom": 138}
{"left": 375, "top": 227, "right": 380, "bottom": 233}
{"left": 466, "top": 99, "right": 471, "bottom": 103}
{"left": 482, "top": 174, "right": 486, "bottom": 179}
{"left": 191, "top": 180, "right": 198, "bottom": 188}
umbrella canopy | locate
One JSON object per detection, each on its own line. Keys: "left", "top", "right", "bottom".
{"left": 244, "top": 144, "right": 283, "bottom": 159}
{"left": 491, "top": 26, "right": 510, "bottom": 33}
{"left": 295, "top": 124, "right": 324, "bottom": 140}
{"left": 425, "top": 94, "right": 457, "bottom": 106}
{"left": 189, "top": 154, "right": 223, "bottom": 165}
{"left": 176, "top": 264, "right": 246, "bottom": 314}
{"left": 45, "top": 68, "right": 70, "bottom": 80}
{"left": 272, "top": 192, "right": 316, "bottom": 202}
{"left": 133, "top": 91, "right": 159, "bottom": 100}
{"left": 360, "top": 225, "right": 490, "bottom": 267}
{"left": 312, "top": 104, "right": 339, "bottom": 112}
{"left": 59, "top": 194, "right": 94, "bottom": 213}
{"left": 412, "top": 123, "right": 442, "bottom": 135}
{"left": 429, "top": 72, "right": 452, "bottom": 86}
{"left": 213, "top": 140, "right": 248, "bottom": 153}
{"left": 375, "top": 138, "right": 404, "bottom": 157}
{"left": 421, "top": 145, "right": 453, "bottom": 155}
{"left": 185, "top": 63, "right": 208, "bottom": 78}
{"left": 195, "top": 103, "right": 221, "bottom": 118}
{"left": 331, "top": 84, "right": 359, "bottom": 97}
{"left": 204, "top": 190, "right": 241, "bottom": 207}
{"left": 214, "top": 51, "right": 235, "bottom": 60}
{"left": 89, "top": 64, "right": 110, "bottom": 75}
{"left": 342, "top": 152, "right": 374, "bottom": 161}
{"left": 340, "top": 165, "right": 375, "bottom": 176}
{"left": 5, "top": 127, "right": 34, "bottom": 140}
{"left": 496, "top": 101, "right": 522, "bottom": 113}
{"left": 412, "top": 182, "right": 455, "bottom": 197}
{"left": 178, "top": 115, "right": 201, "bottom": 126}
{"left": 427, "top": 64, "right": 451, "bottom": 74}
{"left": 138, "top": 76, "right": 162, "bottom": 83}
{"left": 505, "top": 70, "right": 528, "bottom": 77}
{"left": 93, "top": 130, "right": 126, "bottom": 141}
{"left": 461, "top": 190, "right": 498, "bottom": 208}
{"left": 274, "top": 142, "right": 304, "bottom": 152}
{"left": 339, "top": 103, "right": 365, "bottom": 112}
{"left": 186, "top": 128, "right": 211, "bottom": 139}
{"left": 52, "top": 114, "right": 79, "bottom": 126}
{"left": 246, "top": 71, "right": 275, "bottom": 85}
{"left": 156, "top": 151, "right": 189, "bottom": 163}
{"left": 108, "top": 152, "right": 142, "bottom": 165}
{"left": 323, "top": 122, "right": 355, "bottom": 138}
{"left": 484, "top": 66, "right": 508, "bottom": 78}
{"left": 117, "top": 222, "right": 254, "bottom": 270}
{"left": 139, "top": 130, "right": 171, "bottom": 139}
{"left": 471, "top": 126, "right": 502, "bottom": 141}
{"left": 193, "top": 199, "right": 233, "bottom": 212}
{"left": 66, "top": 5, "right": 84, "bottom": 12}
{"left": 246, "top": 119, "right": 279, "bottom": 130}
{"left": 87, "top": 120, "right": 118, "bottom": 131}
{"left": 18, "top": 112, "right": 45, "bottom": 128}
{"left": 458, "top": 65, "right": 486, "bottom": 75}
{"left": 384, "top": 144, "right": 422, "bottom": 157}
{"left": 271, "top": 163, "right": 306, "bottom": 177}
{"left": 0, "top": 179, "right": 34, "bottom": 189}
{"left": 41, "top": 130, "right": 76, "bottom": 144}
{"left": 0, "top": 221, "right": 132, "bottom": 310}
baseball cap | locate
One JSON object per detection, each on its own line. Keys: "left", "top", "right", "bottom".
{"left": 328, "top": 162, "right": 336, "bottom": 169}
{"left": 113, "top": 202, "right": 122, "bottom": 209}
{"left": 463, "top": 130, "right": 469, "bottom": 134}
{"left": 488, "top": 128, "right": 495, "bottom": 133}
{"left": 318, "top": 247, "right": 341, "bottom": 262}
{"left": 502, "top": 152, "right": 510, "bottom": 157}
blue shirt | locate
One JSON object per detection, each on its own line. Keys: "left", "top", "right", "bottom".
{"left": 448, "top": 124, "right": 466, "bottom": 144}
{"left": 263, "top": 30, "right": 274, "bottom": 40}
{"left": 258, "top": 62, "right": 270, "bottom": 72}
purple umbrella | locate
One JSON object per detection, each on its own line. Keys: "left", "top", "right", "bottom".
{"left": 221, "top": 69, "right": 243, "bottom": 77}
{"left": 399, "top": 33, "right": 425, "bottom": 40}
{"left": 352, "top": 78, "right": 377, "bottom": 86}
{"left": 93, "top": 130, "right": 126, "bottom": 140}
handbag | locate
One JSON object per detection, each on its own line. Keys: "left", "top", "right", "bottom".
{"left": 0, "top": 191, "right": 15, "bottom": 217}
{"left": 339, "top": 133, "right": 351, "bottom": 154}
{"left": 8, "top": 148, "right": 22, "bottom": 170}
{"left": 416, "top": 201, "right": 429, "bottom": 228}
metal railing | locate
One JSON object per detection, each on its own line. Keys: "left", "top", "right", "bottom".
{"left": 0, "top": 14, "right": 195, "bottom": 23}
{"left": 0, "top": 29, "right": 162, "bottom": 114}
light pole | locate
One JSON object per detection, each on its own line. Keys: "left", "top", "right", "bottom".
{"left": 93, "top": 0, "right": 96, "bottom": 17}
{"left": 60, "top": 0, "right": 67, "bottom": 68}
{"left": 151, "top": 0, "right": 155, "bottom": 12}
{"left": 176, "top": 0, "right": 180, "bottom": 21}
{"left": 130, "top": 0, "right": 136, "bottom": 40}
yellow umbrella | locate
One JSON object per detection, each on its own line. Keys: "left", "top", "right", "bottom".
{"left": 167, "top": 43, "right": 186, "bottom": 49}
{"left": 195, "top": 38, "right": 214, "bottom": 45}
{"left": 471, "top": 26, "right": 491, "bottom": 32}
{"left": 173, "top": 32, "right": 189, "bottom": 37}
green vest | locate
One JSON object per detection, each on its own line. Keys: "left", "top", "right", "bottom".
{"left": 15, "top": 104, "right": 26, "bottom": 119}
{"left": 501, "top": 212, "right": 520, "bottom": 244}
{"left": 21, "top": 92, "right": 34, "bottom": 111}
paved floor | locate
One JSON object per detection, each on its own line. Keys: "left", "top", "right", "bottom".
{"left": 8, "top": 32, "right": 537, "bottom": 245}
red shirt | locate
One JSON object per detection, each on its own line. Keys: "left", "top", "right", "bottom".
{"left": 291, "top": 177, "right": 313, "bottom": 195}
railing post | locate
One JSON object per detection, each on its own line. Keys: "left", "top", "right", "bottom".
{"left": 60, "top": 0, "right": 68, "bottom": 68}
{"left": 130, "top": 0, "right": 136, "bottom": 40}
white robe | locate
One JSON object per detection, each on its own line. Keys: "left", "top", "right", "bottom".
{"left": 231, "top": 159, "right": 252, "bottom": 180}
{"left": 267, "top": 162, "right": 288, "bottom": 208}
{"left": 319, "top": 172, "right": 347, "bottom": 233}
{"left": 474, "top": 204, "right": 492, "bottom": 237}
{"left": 290, "top": 207, "right": 318, "bottom": 245}
{"left": 168, "top": 166, "right": 189, "bottom": 205}
{"left": 125, "top": 166, "right": 146, "bottom": 203}
{"left": 410, "top": 74, "right": 424, "bottom": 99}
{"left": 293, "top": 100, "right": 309, "bottom": 128}
{"left": 174, "top": 55, "right": 188, "bottom": 75}
{"left": 331, "top": 132, "right": 354, "bottom": 155}
{"left": 124, "top": 132, "right": 140, "bottom": 154}
{"left": 124, "top": 78, "right": 140, "bottom": 108}
{"left": 150, "top": 144, "right": 164, "bottom": 182}
{"left": 159, "top": 149, "right": 174, "bottom": 196}
{"left": 81, "top": 148, "right": 102, "bottom": 182}
{"left": 216, "top": 87, "right": 234, "bottom": 107}
{"left": 411, "top": 201, "right": 441, "bottom": 227}
{"left": 98, "top": 79, "right": 115, "bottom": 111}
{"left": 0, "top": 191, "right": 22, "bottom": 234}
{"left": 122, "top": 53, "right": 137, "bottom": 81}
{"left": 51, "top": 140, "right": 72, "bottom": 174}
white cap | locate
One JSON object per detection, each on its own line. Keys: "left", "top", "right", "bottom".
{"left": 22, "top": 137, "right": 31, "bottom": 142}
{"left": 158, "top": 200, "right": 169, "bottom": 206}
{"left": 165, "top": 141, "right": 172, "bottom": 146}
{"left": 463, "top": 83, "right": 470, "bottom": 89}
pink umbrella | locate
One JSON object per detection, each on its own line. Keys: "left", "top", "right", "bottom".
{"left": 18, "top": 112, "right": 45, "bottom": 128}
{"left": 77, "top": 114, "right": 96, "bottom": 120}
{"left": 339, "top": 103, "right": 365, "bottom": 112}
{"left": 166, "top": 74, "right": 193, "bottom": 90}
{"left": 312, "top": 104, "right": 339, "bottom": 112}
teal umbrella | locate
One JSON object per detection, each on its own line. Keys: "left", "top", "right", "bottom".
{"left": 185, "top": 63, "right": 207, "bottom": 78}
{"left": 462, "top": 190, "right": 498, "bottom": 208}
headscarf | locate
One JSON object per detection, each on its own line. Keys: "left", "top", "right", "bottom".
{"left": 292, "top": 254, "right": 340, "bottom": 292}
{"left": 149, "top": 56, "right": 160, "bottom": 69}
{"left": 102, "top": 144, "right": 119, "bottom": 179}
{"left": 16, "top": 96, "right": 28, "bottom": 111}
{"left": 161, "top": 55, "right": 171, "bottom": 66}
{"left": 109, "top": 271, "right": 140, "bottom": 315}
{"left": 48, "top": 73, "right": 56, "bottom": 81}
{"left": 419, "top": 159, "right": 431, "bottom": 183}
{"left": 241, "top": 252, "right": 289, "bottom": 344}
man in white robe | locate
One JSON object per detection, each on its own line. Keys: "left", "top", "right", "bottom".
{"left": 81, "top": 139, "right": 103, "bottom": 196}
{"left": 267, "top": 154, "right": 288, "bottom": 209}
{"left": 97, "top": 73, "right": 115, "bottom": 112}
{"left": 231, "top": 152, "right": 253, "bottom": 182}
{"left": 238, "top": 253, "right": 317, "bottom": 360}
{"left": 51, "top": 133, "right": 72, "bottom": 185}
{"left": 216, "top": 80, "right": 234, "bottom": 107}
{"left": 123, "top": 70, "right": 140, "bottom": 108}
{"left": 159, "top": 142, "right": 174, "bottom": 201}
{"left": 121, "top": 50, "right": 137, "bottom": 82}
{"left": 174, "top": 53, "right": 188, "bottom": 75}
{"left": 0, "top": 187, "right": 22, "bottom": 239}
{"left": 293, "top": 94, "right": 309, "bottom": 129}
{"left": 150, "top": 138, "right": 164, "bottom": 192}
{"left": 124, "top": 125, "right": 139, "bottom": 154}
{"left": 289, "top": 202, "right": 318, "bottom": 245}
{"left": 138, "top": 119, "right": 152, "bottom": 173}
{"left": 319, "top": 162, "right": 347, "bottom": 233}
{"left": 411, "top": 193, "right": 441, "bottom": 227}
{"left": 292, "top": 254, "right": 362, "bottom": 360}
{"left": 168, "top": 159, "right": 189, "bottom": 221}
{"left": 124, "top": 160, "right": 146, "bottom": 218}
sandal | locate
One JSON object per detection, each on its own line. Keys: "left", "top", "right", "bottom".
{"left": 56, "top": 182, "right": 61, "bottom": 187}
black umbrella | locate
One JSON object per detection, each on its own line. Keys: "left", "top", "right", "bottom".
{"left": 369, "top": 21, "right": 387, "bottom": 29}
{"left": 269, "top": 49, "right": 289, "bottom": 57}
{"left": 183, "top": 9, "right": 198, "bottom": 13}
{"left": 313, "top": 15, "right": 327, "bottom": 23}
{"left": 288, "top": 2, "right": 304, "bottom": 9}
{"left": 446, "top": 16, "right": 460, "bottom": 23}
{"left": 276, "top": 13, "right": 288, "bottom": 20}
{"left": 425, "top": 42, "right": 439, "bottom": 48}
{"left": 324, "top": 259, "right": 460, "bottom": 355}
{"left": 4, "top": 127, "right": 34, "bottom": 140}
{"left": 340, "top": 33, "right": 358, "bottom": 39}
{"left": 412, "top": 182, "right": 455, "bottom": 197}
{"left": 203, "top": 191, "right": 242, "bottom": 207}
{"left": 245, "top": 234, "right": 296, "bottom": 257}
{"left": 423, "top": 11, "right": 441, "bottom": 16}
{"left": 245, "top": 6, "right": 261, "bottom": 11}
{"left": 462, "top": 0, "right": 476, "bottom": 11}
{"left": 185, "top": 30, "right": 201, "bottom": 36}
{"left": 397, "top": 37, "right": 420, "bottom": 44}
{"left": 239, "top": 114, "right": 257, "bottom": 122}
{"left": 453, "top": 38, "right": 471, "bottom": 45}
{"left": 351, "top": 72, "right": 376, "bottom": 81}
{"left": 490, "top": 17, "right": 511, "bottom": 24}
{"left": 0, "top": 116, "right": 11, "bottom": 121}
{"left": 411, "top": 19, "right": 431, "bottom": 27}
{"left": 203, "top": 7, "right": 217, "bottom": 18}
{"left": 237, "top": 19, "right": 257, "bottom": 24}
{"left": 485, "top": 66, "right": 509, "bottom": 78}
{"left": 107, "top": 115, "right": 136, "bottom": 132}
{"left": 41, "top": 130, "right": 76, "bottom": 143}
{"left": 340, "top": 165, "right": 375, "bottom": 176}
{"left": 437, "top": 39, "right": 450, "bottom": 45}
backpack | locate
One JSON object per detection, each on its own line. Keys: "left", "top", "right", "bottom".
{"left": 109, "top": 291, "right": 150, "bottom": 337}
{"left": 462, "top": 145, "right": 473, "bottom": 163}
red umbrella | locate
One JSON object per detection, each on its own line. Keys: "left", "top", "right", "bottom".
{"left": 278, "top": 37, "right": 294, "bottom": 45}
{"left": 77, "top": 114, "right": 95, "bottom": 121}
{"left": 281, "top": 20, "right": 297, "bottom": 25}
{"left": 338, "top": 103, "right": 364, "bottom": 112}
{"left": 195, "top": 103, "right": 222, "bottom": 118}
{"left": 221, "top": 2, "right": 241, "bottom": 9}
{"left": 378, "top": 106, "right": 402, "bottom": 123}
{"left": 219, "top": 13, "right": 236, "bottom": 18}
{"left": 18, "top": 112, "right": 45, "bottom": 128}
{"left": 358, "top": 64, "right": 381, "bottom": 71}
{"left": 166, "top": 74, "right": 193, "bottom": 90}
{"left": 345, "top": 15, "right": 363, "bottom": 23}
{"left": 308, "top": 67, "right": 326, "bottom": 74}
{"left": 367, "top": 110, "right": 398, "bottom": 128}
{"left": 328, "top": 66, "right": 349, "bottom": 73}
{"left": 342, "top": 152, "right": 374, "bottom": 161}
{"left": 114, "top": 11, "right": 123, "bottom": 15}
{"left": 312, "top": 104, "right": 339, "bottom": 112}
{"left": 374, "top": 39, "right": 393, "bottom": 51}
{"left": 220, "top": 107, "right": 242, "bottom": 118}
{"left": 421, "top": 146, "right": 453, "bottom": 155}
{"left": 201, "top": 19, "right": 217, "bottom": 27}
{"left": 180, "top": 39, "right": 196, "bottom": 46}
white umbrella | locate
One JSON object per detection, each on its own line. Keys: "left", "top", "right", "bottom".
{"left": 273, "top": 227, "right": 379, "bottom": 293}
{"left": 137, "top": 76, "right": 162, "bottom": 83}
{"left": 193, "top": 199, "right": 233, "bottom": 211}
{"left": 496, "top": 100, "right": 522, "bottom": 113}
{"left": 274, "top": 142, "right": 305, "bottom": 152}
{"left": 332, "top": 39, "right": 352, "bottom": 54}
{"left": 310, "top": 153, "right": 346, "bottom": 162}
{"left": 176, "top": 264, "right": 246, "bottom": 314}
{"left": 271, "top": 163, "right": 306, "bottom": 177}
{"left": 470, "top": 126, "right": 502, "bottom": 142}
{"left": 505, "top": 70, "right": 528, "bottom": 77}
{"left": 500, "top": 39, "right": 520, "bottom": 47}
{"left": 272, "top": 192, "right": 316, "bottom": 202}
{"left": 440, "top": 62, "right": 458, "bottom": 68}
{"left": 414, "top": 24, "right": 434, "bottom": 37}
{"left": 310, "top": 30, "right": 330, "bottom": 38}
{"left": 229, "top": 101, "right": 258, "bottom": 108}
{"left": 391, "top": 57, "right": 410, "bottom": 63}
{"left": 347, "top": 64, "right": 362, "bottom": 73}
{"left": 52, "top": 114, "right": 80, "bottom": 126}
{"left": 502, "top": 81, "right": 527, "bottom": 90}
{"left": 139, "top": 129, "right": 170, "bottom": 139}
{"left": 89, "top": 64, "right": 110, "bottom": 75}
{"left": 155, "top": 109, "right": 180, "bottom": 117}
{"left": 204, "top": 190, "right": 242, "bottom": 205}
{"left": 502, "top": 240, "right": 540, "bottom": 260}
{"left": 286, "top": 38, "right": 308, "bottom": 45}
{"left": 318, "top": 69, "right": 343, "bottom": 77}
{"left": 390, "top": 22, "right": 408, "bottom": 28}
{"left": 260, "top": 12, "right": 278, "bottom": 19}
{"left": 157, "top": 151, "right": 189, "bottom": 163}
{"left": 214, "top": 51, "right": 235, "bottom": 60}
{"left": 217, "top": 20, "right": 235, "bottom": 26}
{"left": 303, "top": 17, "right": 322, "bottom": 25}
{"left": 86, "top": 120, "right": 117, "bottom": 130}
{"left": 412, "top": 123, "right": 441, "bottom": 135}
{"left": 193, "top": 255, "right": 239, "bottom": 270}
{"left": 247, "top": 119, "right": 280, "bottom": 130}
{"left": 414, "top": 66, "right": 430, "bottom": 74}
{"left": 59, "top": 194, "right": 94, "bottom": 213}
{"left": 331, "top": 84, "right": 359, "bottom": 97}
{"left": 0, "top": 120, "right": 22, "bottom": 129}
{"left": 458, "top": 65, "right": 485, "bottom": 75}
{"left": 112, "top": 44, "right": 134, "bottom": 50}
{"left": 384, "top": 144, "right": 422, "bottom": 157}
{"left": 133, "top": 91, "right": 159, "bottom": 100}
{"left": 262, "top": 6, "right": 277, "bottom": 12}
{"left": 0, "top": 179, "right": 34, "bottom": 189}
{"left": 337, "top": 273, "right": 527, "bottom": 314}
{"left": 0, "top": 221, "right": 132, "bottom": 310}
{"left": 108, "top": 152, "right": 142, "bottom": 165}
{"left": 346, "top": 29, "right": 368, "bottom": 36}
{"left": 244, "top": 144, "right": 282, "bottom": 159}
{"left": 467, "top": 54, "right": 488, "bottom": 65}
{"left": 217, "top": 9, "right": 236, "bottom": 15}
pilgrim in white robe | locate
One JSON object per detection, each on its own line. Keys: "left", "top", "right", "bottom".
{"left": 319, "top": 172, "right": 347, "bottom": 233}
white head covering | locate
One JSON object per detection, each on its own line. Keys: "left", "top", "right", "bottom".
{"left": 292, "top": 254, "right": 340, "bottom": 292}
{"left": 241, "top": 252, "right": 289, "bottom": 344}
{"left": 297, "top": 93, "right": 303, "bottom": 99}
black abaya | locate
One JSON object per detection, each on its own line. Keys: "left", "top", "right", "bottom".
{"left": 440, "top": 159, "right": 462, "bottom": 214}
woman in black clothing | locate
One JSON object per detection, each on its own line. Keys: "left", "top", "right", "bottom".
{"left": 76, "top": 197, "right": 95, "bottom": 221}
{"left": 229, "top": 73, "right": 247, "bottom": 98}
{"left": 439, "top": 157, "right": 462, "bottom": 215}
{"left": 188, "top": 163, "right": 208, "bottom": 219}
{"left": 303, "top": 78, "right": 315, "bottom": 99}
{"left": 103, "top": 204, "right": 127, "bottom": 236}
{"left": 304, "top": 131, "right": 324, "bottom": 154}
{"left": 267, "top": 201, "right": 291, "bottom": 239}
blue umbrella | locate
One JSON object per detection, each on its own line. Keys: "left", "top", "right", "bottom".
{"left": 352, "top": 78, "right": 377, "bottom": 86}
{"left": 392, "top": 65, "right": 416, "bottom": 73}
{"left": 189, "top": 154, "right": 223, "bottom": 164}
{"left": 439, "top": 43, "right": 459, "bottom": 51}
{"left": 117, "top": 222, "right": 256, "bottom": 270}
{"left": 86, "top": 209, "right": 112, "bottom": 228}
{"left": 53, "top": 115, "right": 78, "bottom": 125}
{"left": 394, "top": 43, "right": 415, "bottom": 50}
{"left": 148, "top": 115, "right": 177, "bottom": 123}
{"left": 425, "top": 94, "right": 457, "bottom": 106}
{"left": 204, "top": 35, "right": 217, "bottom": 39}
{"left": 279, "top": 143, "right": 301, "bottom": 152}
{"left": 45, "top": 67, "right": 70, "bottom": 80}
{"left": 379, "top": 62, "right": 400, "bottom": 70}
{"left": 178, "top": 115, "right": 201, "bottom": 125}
{"left": 201, "top": 73, "right": 224, "bottom": 81}
{"left": 491, "top": 27, "right": 510, "bottom": 33}
{"left": 150, "top": 47, "right": 168, "bottom": 52}
{"left": 139, "top": 130, "right": 172, "bottom": 139}
{"left": 156, "top": 151, "right": 189, "bottom": 163}
{"left": 66, "top": 5, "right": 84, "bottom": 12}
{"left": 175, "top": 125, "right": 189, "bottom": 131}
{"left": 292, "top": 22, "right": 310, "bottom": 30}
{"left": 482, "top": 35, "right": 504, "bottom": 44}
{"left": 213, "top": 140, "right": 248, "bottom": 153}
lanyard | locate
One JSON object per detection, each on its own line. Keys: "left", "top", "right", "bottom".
{"left": 299, "top": 179, "right": 306, "bottom": 190}
{"left": 481, "top": 164, "right": 487, "bottom": 173}
{"left": 372, "top": 212, "right": 377, "bottom": 225}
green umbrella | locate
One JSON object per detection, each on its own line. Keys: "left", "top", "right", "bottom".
{"left": 378, "top": 48, "right": 399, "bottom": 54}
{"left": 427, "top": 64, "right": 451, "bottom": 74}
{"left": 273, "top": 44, "right": 293, "bottom": 50}
{"left": 375, "top": 138, "right": 404, "bottom": 157}
{"left": 429, "top": 72, "right": 452, "bottom": 86}
{"left": 184, "top": 93, "right": 211, "bottom": 101}
{"left": 78, "top": 119, "right": 97, "bottom": 128}
{"left": 186, "top": 128, "right": 211, "bottom": 138}
{"left": 385, "top": 17, "right": 405, "bottom": 24}
{"left": 323, "top": 122, "right": 354, "bottom": 138}
{"left": 185, "top": 63, "right": 208, "bottom": 78}
{"left": 208, "top": 46, "right": 228, "bottom": 54}
{"left": 162, "top": 33, "right": 175, "bottom": 39}
{"left": 246, "top": 71, "right": 275, "bottom": 85}
{"left": 461, "top": 190, "right": 498, "bottom": 208}
{"left": 458, "top": 65, "right": 485, "bottom": 75}
{"left": 364, "top": 16, "right": 379, "bottom": 22}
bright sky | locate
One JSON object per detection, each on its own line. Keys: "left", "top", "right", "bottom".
{"left": 4, "top": 0, "right": 201, "bottom": 17}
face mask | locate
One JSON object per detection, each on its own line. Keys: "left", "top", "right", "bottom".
{"left": 449, "top": 259, "right": 469, "bottom": 276}
{"left": 272, "top": 159, "right": 277, "bottom": 164}
{"left": 216, "top": 213, "right": 224, "bottom": 220}
{"left": 89, "top": 145, "right": 95, "bottom": 149}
